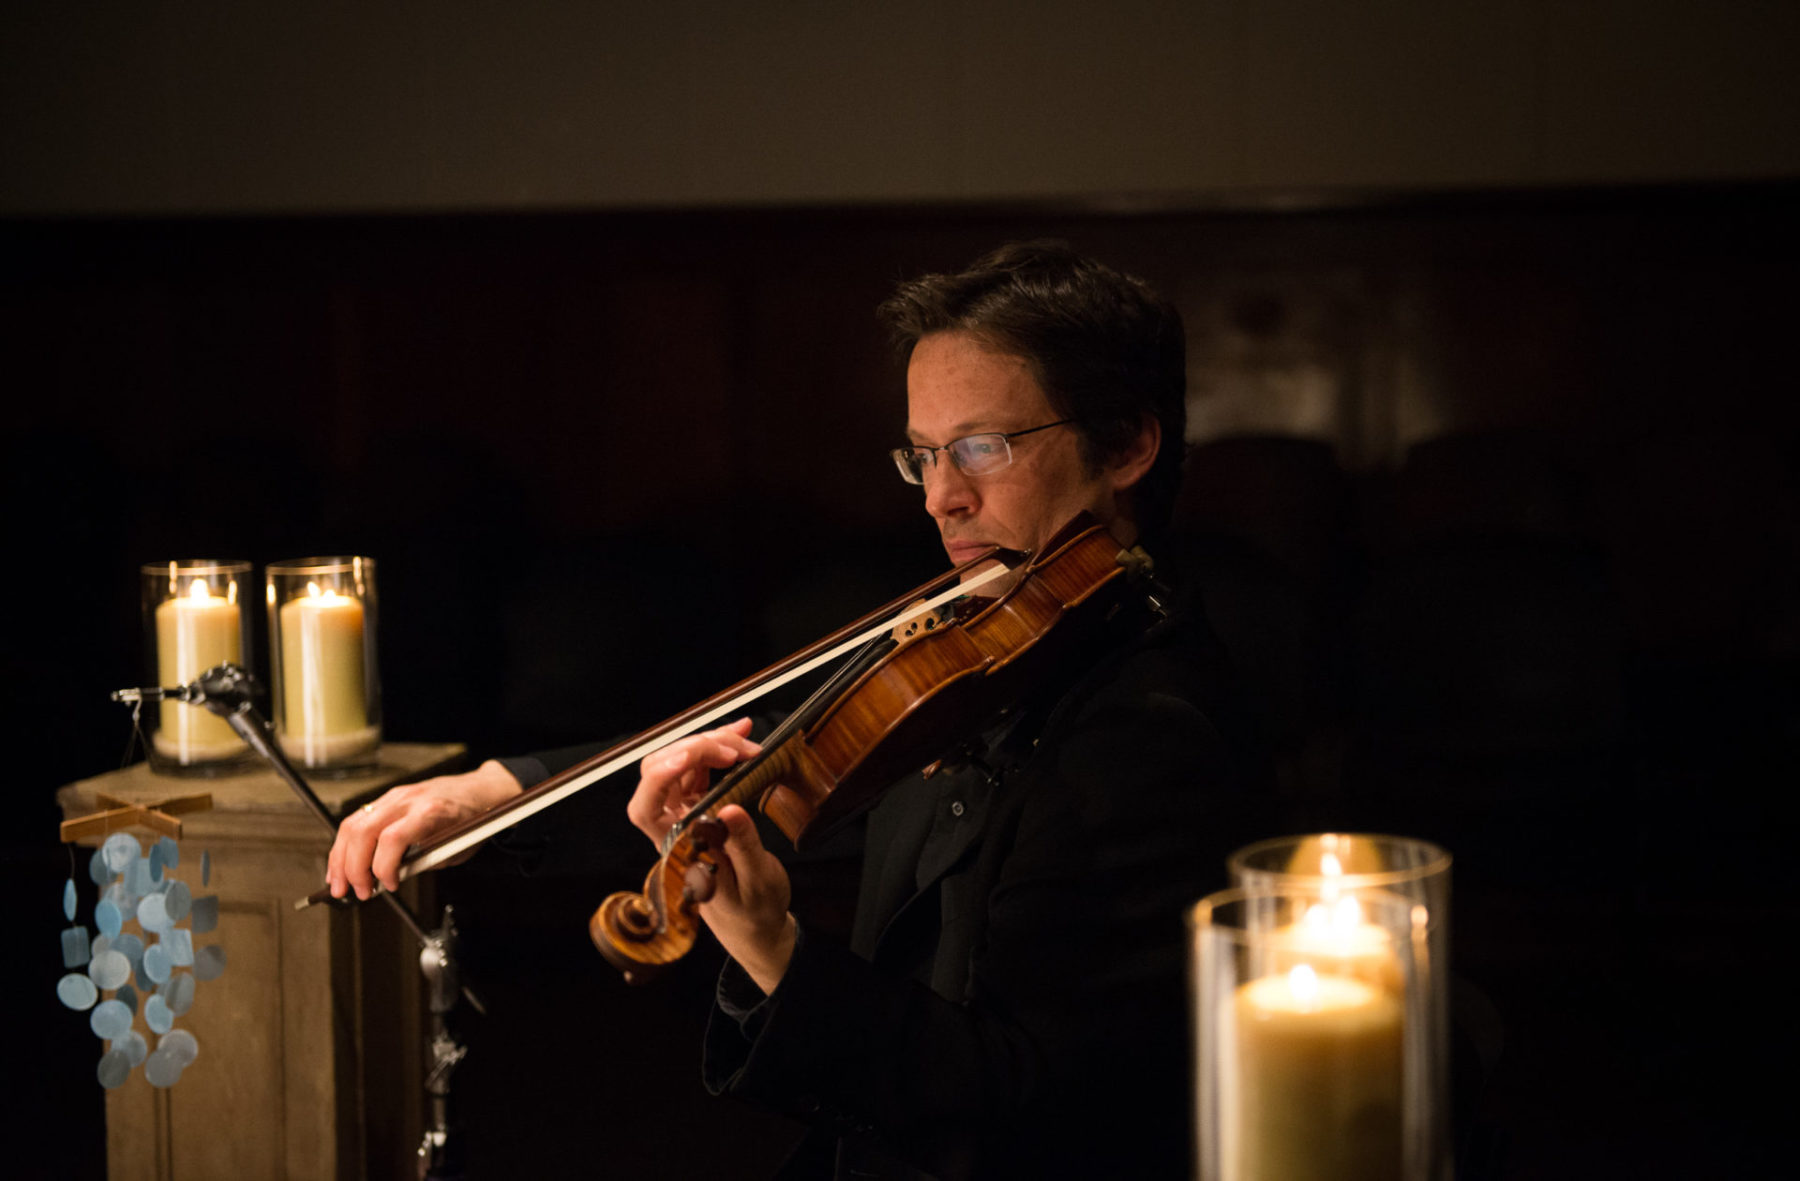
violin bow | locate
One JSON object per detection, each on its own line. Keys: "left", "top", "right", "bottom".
{"left": 303, "top": 544, "right": 1024, "bottom": 903}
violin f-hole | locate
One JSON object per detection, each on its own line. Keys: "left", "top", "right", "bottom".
{"left": 891, "top": 601, "right": 948, "bottom": 643}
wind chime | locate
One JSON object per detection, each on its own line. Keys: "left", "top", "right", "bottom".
{"left": 56, "top": 791, "right": 227, "bottom": 1090}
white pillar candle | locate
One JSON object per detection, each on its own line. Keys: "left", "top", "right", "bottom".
{"left": 278, "top": 583, "right": 376, "bottom": 763}
{"left": 1230, "top": 964, "right": 1404, "bottom": 1181}
{"left": 153, "top": 579, "right": 245, "bottom": 761}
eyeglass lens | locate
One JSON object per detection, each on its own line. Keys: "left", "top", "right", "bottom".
{"left": 891, "top": 434, "right": 1014, "bottom": 484}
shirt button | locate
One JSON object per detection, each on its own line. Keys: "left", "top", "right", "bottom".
{"left": 950, "top": 801, "right": 965, "bottom": 817}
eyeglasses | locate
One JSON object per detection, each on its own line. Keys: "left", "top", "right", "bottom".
{"left": 889, "top": 420, "right": 1073, "bottom": 485}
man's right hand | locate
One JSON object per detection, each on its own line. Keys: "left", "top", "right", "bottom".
{"left": 326, "top": 759, "right": 524, "bottom": 900}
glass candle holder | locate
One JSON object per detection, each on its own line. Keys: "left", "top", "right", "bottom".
{"left": 1227, "top": 833, "right": 1453, "bottom": 1181}
{"left": 1191, "top": 885, "right": 1436, "bottom": 1181}
{"left": 140, "top": 560, "right": 254, "bottom": 775}
{"left": 266, "top": 556, "right": 381, "bottom": 773}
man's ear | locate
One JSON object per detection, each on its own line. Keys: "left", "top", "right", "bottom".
{"left": 1107, "top": 414, "right": 1161, "bottom": 492}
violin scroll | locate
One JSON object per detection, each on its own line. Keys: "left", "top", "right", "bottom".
{"left": 589, "top": 814, "right": 729, "bottom": 985}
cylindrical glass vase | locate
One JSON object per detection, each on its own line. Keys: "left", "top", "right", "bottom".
{"left": 266, "top": 556, "right": 381, "bottom": 773}
{"left": 1227, "top": 833, "right": 1454, "bottom": 1181}
{"left": 140, "top": 560, "right": 254, "bottom": 775}
{"left": 1191, "top": 885, "right": 1436, "bottom": 1181}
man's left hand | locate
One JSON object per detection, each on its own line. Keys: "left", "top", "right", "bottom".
{"left": 699, "top": 803, "right": 797, "bottom": 996}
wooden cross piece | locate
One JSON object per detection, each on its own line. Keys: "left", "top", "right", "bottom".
{"left": 60, "top": 791, "right": 213, "bottom": 844}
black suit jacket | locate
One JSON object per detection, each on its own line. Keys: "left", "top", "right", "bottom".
{"left": 701, "top": 600, "right": 1270, "bottom": 1180}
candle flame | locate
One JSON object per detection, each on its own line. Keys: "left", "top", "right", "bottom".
{"left": 1302, "top": 896, "right": 1366, "bottom": 941}
{"left": 1319, "top": 847, "right": 1345, "bottom": 903}
{"left": 185, "top": 579, "right": 213, "bottom": 602}
{"left": 1287, "top": 963, "right": 1320, "bottom": 1008}
{"left": 304, "top": 581, "right": 351, "bottom": 605}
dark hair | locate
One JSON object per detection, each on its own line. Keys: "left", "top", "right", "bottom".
{"left": 878, "top": 240, "right": 1187, "bottom": 534}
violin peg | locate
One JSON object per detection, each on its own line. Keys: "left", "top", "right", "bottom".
{"left": 687, "top": 815, "right": 728, "bottom": 852}
{"left": 683, "top": 861, "right": 717, "bottom": 905}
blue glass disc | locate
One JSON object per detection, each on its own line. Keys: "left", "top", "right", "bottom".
{"left": 194, "top": 945, "right": 227, "bottom": 981}
{"left": 103, "top": 882, "right": 136, "bottom": 922}
{"left": 88, "top": 848, "right": 109, "bottom": 886}
{"left": 158, "top": 837, "right": 180, "bottom": 870}
{"left": 61, "top": 926, "right": 91, "bottom": 969}
{"left": 90, "top": 999, "right": 132, "bottom": 1040}
{"left": 164, "top": 880, "right": 192, "bottom": 923}
{"left": 165, "top": 971, "right": 195, "bottom": 1016}
{"left": 137, "top": 893, "right": 171, "bottom": 934}
{"left": 113, "top": 1029, "right": 149, "bottom": 1067}
{"left": 88, "top": 949, "right": 130, "bottom": 990}
{"left": 201, "top": 850, "right": 211, "bottom": 887}
{"left": 113, "top": 932, "right": 144, "bottom": 966}
{"left": 102, "top": 833, "right": 138, "bottom": 874}
{"left": 165, "top": 928, "right": 194, "bottom": 967}
{"left": 190, "top": 895, "right": 219, "bottom": 934}
{"left": 63, "top": 877, "right": 77, "bottom": 922}
{"left": 143, "top": 942, "right": 172, "bottom": 985}
{"left": 116, "top": 983, "right": 139, "bottom": 1015}
{"left": 97, "top": 1049, "right": 132, "bottom": 1090}
{"left": 57, "top": 973, "right": 98, "bottom": 1011}
{"left": 148, "top": 841, "right": 164, "bottom": 883}
{"left": 95, "top": 899, "right": 122, "bottom": 940}
{"left": 144, "top": 1048, "right": 182, "bottom": 1088}
{"left": 125, "top": 858, "right": 152, "bottom": 897}
{"left": 159, "top": 1028, "right": 198, "bottom": 1066}
{"left": 145, "top": 994, "right": 173, "bottom": 1035}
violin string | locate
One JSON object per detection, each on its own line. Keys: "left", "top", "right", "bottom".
{"left": 677, "top": 630, "right": 898, "bottom": 835}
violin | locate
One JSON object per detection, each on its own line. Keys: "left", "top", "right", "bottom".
{"left": 300, "top": 513, "right": 1147, "bottom": 983}
{"left": 588, "top": 512, "right": 1139, "bottom": 982}
{"left": 298, "top": 541, "right": 1023, "bottom": 913}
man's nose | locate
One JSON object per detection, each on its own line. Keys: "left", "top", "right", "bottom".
{"left": 923, "top": 458, "right": 978, "bottom": 519}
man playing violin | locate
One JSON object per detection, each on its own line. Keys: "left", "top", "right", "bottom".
{"left": 329, "top": 241, "right": 1266, "bottom": 1179}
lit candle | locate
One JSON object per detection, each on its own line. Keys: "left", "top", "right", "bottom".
{"left": 153, "top": 578, "right": 246, "bottom": 761}
{"left": 1262, "top": 895, "right": 1403, "bottom": 995}
{"left": 1231, "top": 963, "right": 1404, "bottom": 1181}
{"left": 278, "top": 582, "right": 376, "bottom": 763}
{"left": 1284, "top": 833, "right": 1386, "bottom": 878}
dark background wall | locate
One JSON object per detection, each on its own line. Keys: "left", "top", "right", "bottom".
{"left": 7, "top": 2, "right": 1798, "bottom": 216}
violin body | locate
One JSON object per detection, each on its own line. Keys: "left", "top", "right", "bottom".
{"left": 590, "top": 514, "right": 1135, "bottom": 982}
